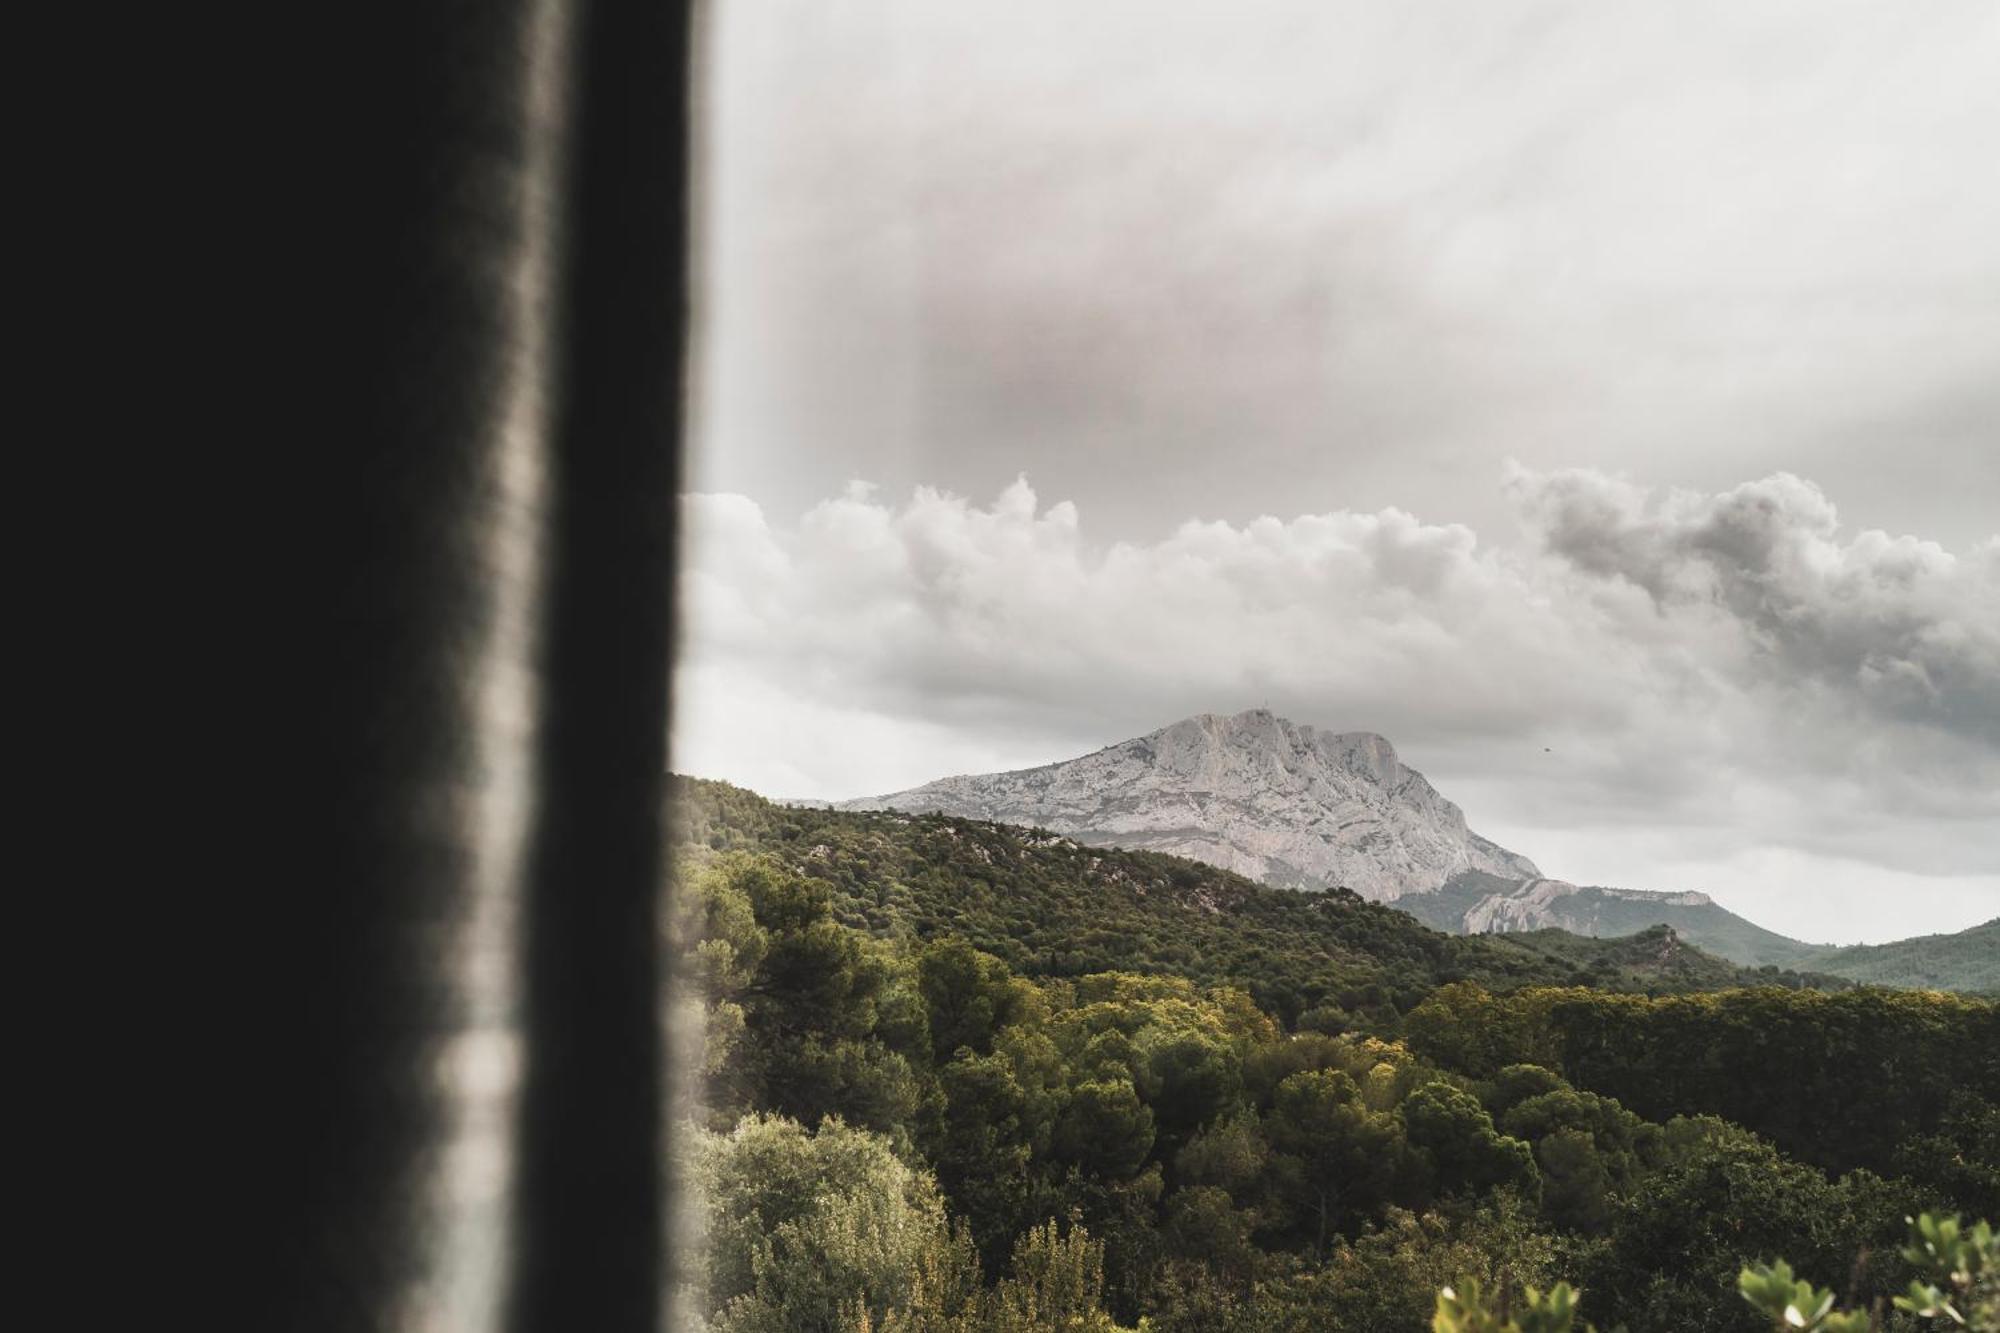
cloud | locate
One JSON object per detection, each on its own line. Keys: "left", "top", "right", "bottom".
{"left": 673, "top": 471, "right": 2000, "bottom": 918}
{"left": 696, "top": 0, "right": 2000, "bottom": 552}
{"left": 680, "top": 2, "right": 2000, "bottom": 939}
{"left": 682, "top": 474, "right": 1631, "bottom": 747}
{"left": 1512, "top": 467, "right": 2000, "bottom": 745}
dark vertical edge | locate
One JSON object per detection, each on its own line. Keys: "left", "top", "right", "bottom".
{"left": 282, "top": 0, "right": 575, "bottom": 1326}
{"left": 507, "top": 0, "right": 691, "bottom": 1325}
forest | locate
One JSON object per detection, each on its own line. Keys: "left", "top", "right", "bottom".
{"left": 668, "top": 779, "right": 1999, "bottom": 1332}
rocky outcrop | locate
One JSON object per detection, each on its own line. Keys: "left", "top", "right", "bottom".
{"left": 1461, "top": 878, "right": 1715, "bottom": 934}
{"left": 1394, "top": 869, "right": 1816, "bottom": 967}
{"left": 835, "top": 709, "right": 1539, "bottom": 902}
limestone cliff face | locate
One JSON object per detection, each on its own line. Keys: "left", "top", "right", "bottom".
{"left": 1460, "top": 878, "right": 1715, "bottom": 934}
{"left": 835, "top": 710, "right": 1540, "bottom": 902}
{"left": 1395, "top": 869, "right": 1808, "bottom": 966}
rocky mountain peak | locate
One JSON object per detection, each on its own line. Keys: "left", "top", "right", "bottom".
{"left": 835, "top": 710, "right": 1539, "bottom": 901}
{"left": 1142, "top": 711, "right": 1403, "bottom": 781}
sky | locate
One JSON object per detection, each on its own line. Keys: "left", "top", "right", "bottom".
{"left": 675, "top": 0, "right": 2000, "bottom": 945}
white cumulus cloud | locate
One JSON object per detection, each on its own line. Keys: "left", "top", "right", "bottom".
{"left": 672, "top": 470, "right": 1999, "bottom": 942}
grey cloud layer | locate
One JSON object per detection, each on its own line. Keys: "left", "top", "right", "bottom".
{"left": 684, "top": 2, "right": 2000, "bottom": 935}
{"left": 1518, "top": 470, "right": 2000, "bottom": 746}
{"left": 697, "top": 0, "right": 2000, "bottom": 549}
{"left": 677, "top": 472, "right": 2000, "bottom": 878}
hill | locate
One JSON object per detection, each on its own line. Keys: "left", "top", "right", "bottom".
{"left": 675, "top": 776, "right": 1845, "bottom": 1021}
{"left": 825, "top": 710, "right": 1840, "bottom": 970}
{"left": 832, "top": 709, "right": 1539, "bottom": 900}
{"left": 1405, "top": 870, "right": 1828, "bottom": 968}
{"left": 1794, "top": 918, "right": 1999, "bottom": 994}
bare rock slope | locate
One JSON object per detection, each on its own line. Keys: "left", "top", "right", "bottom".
{"left": 1369, "top": 869, "right": 1827, "bottom": 967}
{"left": 836, "top": 709, "right": 1539, "bottom": 902}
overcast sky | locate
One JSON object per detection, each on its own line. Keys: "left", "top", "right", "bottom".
{"left": 676, "top": 0, "right": 1999, "bottom": 945}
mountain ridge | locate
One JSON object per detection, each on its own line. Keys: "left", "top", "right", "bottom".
{"left": 835, "top": 709, "right": 1540, "bottom": 901}
{"left": 681, "top": 775, "right": 1857, "bottom": 1005}
{"left": 1399, "top": 869, "right": 1830, "bottom": 968}
{"left": 819, "top": 710, "right": 1980, "bottom": 981}
{"left": 1792, "top": 918, "right": 1999, "bottom": 993}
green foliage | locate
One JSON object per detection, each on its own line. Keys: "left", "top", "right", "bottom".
{"left": 1485, "top": 923, "right": 1848, "bottom": 995}
{"left": 1402, "top": 982, "right": 1998, "bottom": 1181}
{"left": 1497, "top": 1084, "right": 1653, "bottom": 1235}
{"left": 1403, "top": 1082, "right": 1541, "bottom": 1203}
{"left": 920, "top": 937, "right": 1043, "bottom": 1061}
{"left": 681, "top": 852, "right": 929, "bottom": 1141}
{"left": 1486, "top": 1065, "right": 1570, "bottom": 1118}
{"left": 988, "top": 1217, "right": 1128, "bottom": 1331}
{"left": 683, "top": 1112, "right": 1142, "bottom": 1333}
{"left": 1417, "top": 1212, "right": 2000, "bottom": 1333}
{"left": 1586, "top": 1129, "right": 1908, "bottom": 1333}
{"left": 683, "top": 1113, "right": 952, "bottom": 1332}
{"left": 1405, "top": 984, "right": 1562, "bottom": 1079}
{"left": 865, "top": 1214, "right": 1141, "bottom": 1333}
{"left": 1550, "top": 987, "right": 1999, "bottom": 1178}
{"left": 1894, "top": 1213, "right": 1998, "bottom": 1330}
{"left": 1731, "top": 1213, "right": 1999, "bottom": 1333}
{"left": 1161, "top": 1185, "right": 1259, "bottom": 1288}
{"left": 859, "top": 1218, "right": 984, "bottom": 1333}
{"left": 1152, "top": 1195, "right": 1567, "bottom": 1333}
{"left": 931, "top": 1046, "right": 1050, "bottom": 1265}
{"left": 1175, "top": 1109, "right": 1270, "bottom": 1202}
{"left": 1054, "top": 1079, "right": 1157, "bottom": 1178}
{"left": 1312, "top": 1197, "right": 1566, "bottom": 1333}
{"left": 671, "top": 780, "right": 1999, "bottom": 1333}
{"left": 1892, "top": 1094, "right": 2000, "bottom": 1225}
{"left": 1265, "top": 1067, "right": 1408, "bottom": 1251}
{"left": 1736, "top": 1260, "right": 1872, "bottom": 1333}
{"left": 1433, "top": 1278, "right": 1591, "bottom": 1333}
{"left": 1793, "top": 920, "right": 2000, "bottom": 995}
{"left": 671, "top": 778, "right": 1819, "bottom": 1022}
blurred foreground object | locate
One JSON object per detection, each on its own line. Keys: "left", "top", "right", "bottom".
{"left": 284, "top": 0, "right": 690, "bottom": 1327}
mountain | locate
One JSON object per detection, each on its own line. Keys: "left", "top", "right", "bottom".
{"left": 1400, "top": 870, "right": 1828, "bottom": 969}
{"left": 1474, "top": 922, "right": 1823, "bottom": 992}
{"left": 1792, "top": 919, "right": 1999, "bottom": 994}
{"left": 834, "top": 709, "right": 1540, "bottom": 901}
{"left": 829, "top": 710, "right": 1986, "bottom": 982}
{"left": 676, "top": 776, "right": 1848, "bottom": 1008}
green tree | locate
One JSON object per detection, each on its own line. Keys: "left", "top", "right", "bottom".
{"left": 1054, "top": 1078, "right": 1157, "bottom": 1179}
{"left": 931, "top": 1048, "right": 1047, "bottom": 1267}
{"left": 1891, "top": 1091, "right": 2000, "bottom": 1223}
{"left": 705, "top": 855, "right": 925, "bottom": 1137}
{"left": 1405, "top": 985, "right": 1559, "bottom": 1080}
{"left": 1402, "top": 1081, "right": 1541, "bottom": 1203}
{"left": 1499, "top": 1087, "right": 1653, "bottom": 1234}
{"left": 1176, "top": 1109, "right": 1270, "bottom": 1206}
{"left": 919, "top": 938, "right": 1042, "bottom": 1062}
{"left": 987, "top": 1216, "right": 1132, "bottom": 1332}
{"left": 1484, "top": 1065, "right": 1568, "bottom": 1120}
{"left": 1248, "top": 1196, "right": 1563, "bottom": 1333}
{"left": 1140, "top": 1029, "right": 1244, "bottom": 1156}
{"left": 683, "top": 1113, "right": 951, "bottom": 1333}
{"left": 1265, "top": 1068, "right": 1407, "bottom": 1253}
{"left": 1585, "top": 1129, "right": 1904, "bottom": 1333}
